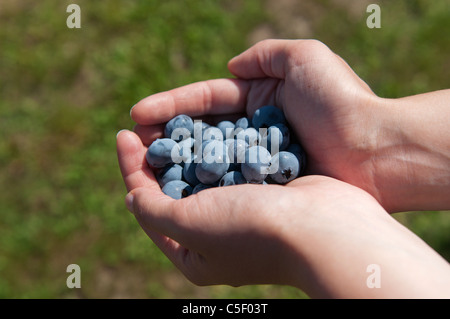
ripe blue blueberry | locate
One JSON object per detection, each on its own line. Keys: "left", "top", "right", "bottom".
{"left": 145, "top": 105, "right": 307, "bottom": 198}
{"left": 262, "top": 123, "right": 290, "bottom": 154}
{"left": 224, "top": 138, "right": 235, "bottom": 152}
{"left": 146, "top": 138, "right": 179, "bottom": 168}
{"left": 200, "top": 139, "right": 228, "bottom": 160}
{"left": 193, "top": 120, "right": 211, "bottom": 134}
{"left": 269, "top": 151, "right": 300, "bottom": 184}
{"left": 162, "top": 180, "right": 193, "bottom": 199}
{"left": 251, "top": 105, "right": 286, "bottom": 129}
{"left": 273, "top": 123, "right": 290, "bottom": 151}
{"left": 219, "top": 171, "right": 247, "bottom": 187}
{"left": 193, "top": 120, "right": 210, "bottom": 145}
{"left": 182, "top": 161, "right": 200, "bottom": 186}
{"left": 286, "top": 143, "right": 306, "bottom": 175}
{"left": 234, "top": 127, "right": 260, "bottom": 147}
{"left": 228, "top": 138, "right": 248, "bottom": 164}
{"left": 192, "top": 183, "right": 214, "bottom": 194}
{"left": 195, "top": 143, "right": 230, "bottom": 184}
{"left": 241, "top": 146, "right": 272, "bottom": 183}
{"left": 202, "top": 126, "right": 224, "bottom": 142}
{"left": 164, "top": 114, "right": 194, "bottom": 142}
{"left": 235, "top": 117, "right": 250, "bottom": 130}
{"left": 177, "top": 137, "right": 195, "bottom": 164}
{"left": 157, "top": 163, "right": 183, "bottom": 187}
{"left": 217, "top": 120, "right": 236, "bottom": 140}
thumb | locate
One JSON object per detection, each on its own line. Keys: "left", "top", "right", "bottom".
{"left": 227, "top": 39, "right": 296, "bottom": 79}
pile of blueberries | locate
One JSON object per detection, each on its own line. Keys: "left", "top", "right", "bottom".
{"left": 145, "top": 105, "right": 306, "bottom": 199}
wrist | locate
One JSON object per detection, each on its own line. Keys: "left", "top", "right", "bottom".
{"left": 368, "top": 93, "right": 450, "bottom": 212}
{"left": 280, "top": 181, "right": 450, "bottom": 298}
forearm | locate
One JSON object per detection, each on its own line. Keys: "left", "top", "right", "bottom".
{"left": 371, "top": 90, "right": 450, "bottom": 212}
{"left": 285, "top": 202, "right": 450, "bottom": 298}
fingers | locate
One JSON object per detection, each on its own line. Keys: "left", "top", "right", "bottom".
{"left": 117, "top": 129, "right": 197, "bottom": 270}
{"left": 133, "top": 123, "right": 164, "bottom": 146}
{"left": 116, "top": 129, "right": 159, "bottom": 192}
{"left": 138, "top": 223, "right": 189, "bottom": 271}
{"left": 126, "top": 185, "right": 202, "bottom": 265}
{"left": 127, "top": 186, "right": 179, "bottom": 237}
{"left": 126, "top": 186, "right": 197, "bottom": 274}
{"left": 130, "top": 78, "right": 250, "bottom": 125}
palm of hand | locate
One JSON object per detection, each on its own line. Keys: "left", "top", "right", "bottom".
{"left": 117, "top": 126, "right": 382, "bottom": 287}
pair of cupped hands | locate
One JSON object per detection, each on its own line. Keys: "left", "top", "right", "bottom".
{"left": 117, "top": 39, "right": 450, "bottom": 298}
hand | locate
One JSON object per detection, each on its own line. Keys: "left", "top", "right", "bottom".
{"left": 119, "top": 39, "right": 450, "bottom": 297}
{"left": 130, "top": 39, "right": 382, "bottom": 209}
{"left": 117, "top": 130, "right": 450, "bottom": 298}
{"left": 130, "top": 39, "right": 450, "bottom": 213}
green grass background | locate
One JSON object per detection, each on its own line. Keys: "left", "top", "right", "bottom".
{"left": 0, "top": 0, "right": 449, "bottom": 298}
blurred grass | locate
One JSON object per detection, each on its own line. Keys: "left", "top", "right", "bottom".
{"left": 0, "top": 0, "right": 449, "bottom": 298}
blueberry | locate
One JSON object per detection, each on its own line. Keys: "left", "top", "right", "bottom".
{"left": 219, "top": 171, "right": 247, "bottom": 187}
{"left": 162, "top": 180, "right": 193, "bottom": 199}
{"left": 195, "top": 142, "right": 230, "bottom": 184}
{"left": 251, "top": 105, "right": 286, "bottom": 129}
{"left": 241, "top": 146, "right": 272, "bottom": 183}
{"left": 235, "top": 117, "right": 250, "bottom": 130}
{"left": 146, "top": 138, "right": 179, "bottom": 168}
{"left": 157, "top": 163, "right": 183, "bottom": 187}
{"left": 224, "top": 139, "right": 241, "bottom": 171}
{"left": 193, "top": 138, "right": 214, "bottom": 160}
{"left": 182, "top": 161, "right": 200, "bottom": 186}
{"left": 202, "top": 126, "right": 224, "bottom": 142}
{"left": 178, "top": 136, "right": 195, "bottom": 150}
{"left": 192, "top": 183, "right": 214, "bottom": 194}
{"left": 227, "top": 139, "right": 248, "bottom": 164}
{"left": 269, "top": 151, "right": 300, "bottom": 184}
{"left": 197, "top": 139, "right": 228, "bottom": 162}
{"left": 192, "top": 183, "right": 215, "bottom": 194}
{"left": 286, "top": 143, "right": 306, "bottom": 175}
{"left": 193, "top": 120, "right": 211, "bottom": 134}
{"left": 193, "top": 120, "right": 210, "bottom": 144}
{"left": 224, "top": 138, "right": 236, "bottom": 151}
{"left": 260, "top": 126, "right": 281, "bottom": 155}
{"left": 150, "top": 105, "right": 307, "bottom": 194}
{"left": 234, "top": 127, "right": 260, "bottom": 147}
{"left": 275, "top": 123, "right": 290, "bottom": 150}
{"left": 217, "top": 120, "right": 236, "bottom": 139}
{"left": 261, "top": 123, "right": 290, "bottom": 154}
{"left": 177, "top": 137, "right": 195, "bottom": 164}
{"left": 164, "top": 114, "right": 194, "bottom": 142}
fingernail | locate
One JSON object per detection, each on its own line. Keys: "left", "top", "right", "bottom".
{"left": 116, "top": 129, "right": 128, "bottom": 139}
{"left": 130, "top": 104, "right": 137, "bottom": 118}
{"left": 125, "top": 192, "right": 134, "bottom": 213}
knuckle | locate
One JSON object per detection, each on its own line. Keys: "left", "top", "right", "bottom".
{"left": 288, "top": 39, "right": 330, "bottom": 64}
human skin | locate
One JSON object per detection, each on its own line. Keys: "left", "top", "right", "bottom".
{"left": 118, "top": 39, "right": 450, "bottom": 297}
{"left": 117, "top": 130, "right": 450, "bottom": 298}
{"left": 130, "top": 39, "right": 450, "bottom": 213}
